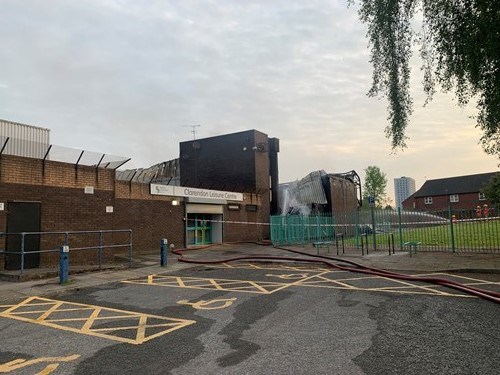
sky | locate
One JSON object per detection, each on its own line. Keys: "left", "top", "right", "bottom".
{"left": 1, "top": 0, "right": 498, "bottom": 202}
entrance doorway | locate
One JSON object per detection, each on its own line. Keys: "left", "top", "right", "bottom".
{"left": 186, "top": 213, "right": 212, "bottom": 245}
{"left": 5, "top": 202, "right": 41, "bottom": 270}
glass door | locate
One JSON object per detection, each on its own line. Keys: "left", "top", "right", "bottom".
{"left": 186, "top": 213, "right": 212, "bottom": 245}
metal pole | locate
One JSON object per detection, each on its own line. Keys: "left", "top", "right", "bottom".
{"left": 371, "top": 205, "right": 377, "bottom": 251}
{"left": 20, "top": 233, "right": 25, "bottom": 275}
{"left": 60, "top": 245, "right": 69, "bottom": 284}
{"left": 160, "top": 238, "right": 168, "bottom": 267}
{"left": 398, "top": 207, "right": 403, "bottom": 251}
{"left": 129, "top": 230, "right": 133, "bottom": 268}
{"left": 355, "top": 208, "right": 360, "bottom": 248}
{"left": 335, "top": 234, "right": 339, "bottom": 256}
{"left": 98, "top": 231, "right": 103, "bottom": 270}
{"left": 449, "top": 206, "right": 456, "bottom": 253}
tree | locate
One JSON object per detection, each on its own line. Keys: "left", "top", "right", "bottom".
{"left": 363, "top": 165, "right": 387, "bottom": 208}
{"left": 349, "top": 1, "right": 500, "bottom": 158}
{"left": 482, "top": 173, "right": 500, "bottom": 206}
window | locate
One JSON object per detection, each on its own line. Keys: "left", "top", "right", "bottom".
{"left": 424, "top": 197, "right": 432, "bottom": 205}
{"left": 449, "top": 194, "right": 459, "bottom": 203}
{"left": 479, "top": 192, "right": 486, "bottom": 201}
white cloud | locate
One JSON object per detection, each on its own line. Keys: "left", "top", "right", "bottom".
{"left": 0, "top": 0, "right": 497, "bottom": 200}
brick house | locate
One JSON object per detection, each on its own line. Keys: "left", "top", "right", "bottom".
{"left": 402, "top": 172, "right": 498, "bottom": 211}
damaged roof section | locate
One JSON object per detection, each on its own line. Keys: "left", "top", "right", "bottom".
{"left": 116, "top": 158, "right": 180, "bottom": 184}
{"left": 279, "top": 170, "right": 361, "bottom": 215}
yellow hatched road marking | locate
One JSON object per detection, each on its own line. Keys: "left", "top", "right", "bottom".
{"left": 297, "top": 278, "right": 478, "bottom": 297}
{"left": 0, "top": 297, "right": 195, "bottom": 345}
{"left": 36, "top": 363, "right": 59, "bottom": 375}
{"left": 0, "top": 354, "right": 80, "bottom": 373}
{"left": 269, "top": 271, "right": 333, "bottom": 293}
{"left": 414, "top": 273, "right": 489, "bottom": 282}
{"left": 81, "top": 307, "right": 102, "bottom": 331}
{"left": 359, "top": 287, "right": 474, "bottom": 298}
{"left": 216, "top": 263, "right": 330, "bottom": 272}
{"left": 176, "top": 277, "right": 186, "bottom": 288}
{"left": 124, "top": 275, "right": 288, "bottom": 294}
{"left": 90, "top": 322, "right": 182, "bottom": 333}
{"left": 45, "top": 314, "right": 155, "bottom": 323}
{"left": 372, "top": 277, "right": 453, "bottom": 296}
{"left": 247, "top": 281, "right": 272, "bottom": 294}
{"left": 209, "top": 279, "right": 224, "bottom": 290}
{"left": 136, "top": 315, "right": 148, "bottom": 343}
{"left": 295, "top": 274, "right": 357, "bottom": 289}
{"left": 122, "top": 269, "right": 498, "bottom": 299}
{"left": 292, "top": 281, "right": 474, "bottom": 297}
{"left": 330, "top": 274, "right": 453, "bottom": 296}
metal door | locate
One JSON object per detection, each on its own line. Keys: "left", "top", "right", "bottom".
{"left": 5, "top": 202, "right": 41, "bottom": 270}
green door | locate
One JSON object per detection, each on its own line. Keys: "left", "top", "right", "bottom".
{"left": 186, "top": 214, "right": 212, "bottom": 245}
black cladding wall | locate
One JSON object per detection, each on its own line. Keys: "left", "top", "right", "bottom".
{"left": 180, "top": 129, "right": 268, "bottom": 193}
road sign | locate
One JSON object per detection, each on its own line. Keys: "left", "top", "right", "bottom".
{"left": 369, "top": 196, "right": 375, "bottom": 207}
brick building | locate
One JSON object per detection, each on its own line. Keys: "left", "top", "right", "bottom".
{"left": 0, "top": 122, "right": 278, "bottom": 270}
{"left": 402, "top": 172, "right": 498, "bottom": 211}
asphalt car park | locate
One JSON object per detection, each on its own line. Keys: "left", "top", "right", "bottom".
{"left": 1, "top": 262, "right": 499, "bottom": 374}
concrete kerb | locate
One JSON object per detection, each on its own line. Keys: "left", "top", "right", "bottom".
{"left": 0, "top": 255, "right": 196, "bottom": 302}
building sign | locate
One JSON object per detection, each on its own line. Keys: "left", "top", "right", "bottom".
{"left": 150, "top": 184, "right": 243, "bottom": 202}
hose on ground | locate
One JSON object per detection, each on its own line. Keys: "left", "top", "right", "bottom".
{"left": 172, "top": 246, "right": 500, "bottom": 304}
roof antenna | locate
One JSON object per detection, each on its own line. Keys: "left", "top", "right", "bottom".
{"left": 183, "top": 125, "right": 201, "bottom": 141}
{"left": 183, "top": 125, "right": 201, "bottom": 186}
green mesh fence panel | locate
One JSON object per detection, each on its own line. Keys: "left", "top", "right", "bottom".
{"left": 270, "top": 214, "right": 335, "bottom": 245}
{"left": 271, "top": 207, "right": 500, "bottom": 253}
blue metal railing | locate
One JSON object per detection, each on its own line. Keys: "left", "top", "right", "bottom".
{"left": 0, "top": 229, "right": 132, "bottom": 274}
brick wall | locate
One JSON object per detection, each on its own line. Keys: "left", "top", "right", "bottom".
{"left": 330, "top": 177, "right": 358, "bottom": 212}
{"left": 0, "top": 156, "right": 186, "bottom": 269}
{"left": 0, "top": 154, "right": 270, "bottom": 270}
{"left": 223, "top": 206, "right": 266, "bottom": 243}
{"left": 404, "top": 193, "right": 493, "bottom": 211}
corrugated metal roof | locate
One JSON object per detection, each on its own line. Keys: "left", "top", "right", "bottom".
{"left": 0, "top": 118, "right": 50, "bottom": 131}
{"left": 116, "top": 159, "right": 180, "bottom": 184}
{"left": 1, "top": 119, "right": 50, "bottom": 158}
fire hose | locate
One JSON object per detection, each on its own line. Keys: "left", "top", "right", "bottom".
{"left": 172, "top": 245, "right": 500, "bottom": 304}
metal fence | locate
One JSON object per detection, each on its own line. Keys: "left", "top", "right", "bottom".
{"left": 0, "top": 229, "right": 133, "bottom": 275}
{"left": 271, "top": 214, "right": 335, "bottom": 245}
{"left": 271, "top": 207, "right": 500, "bottom": 253}
{"left": 0, "top": 134, "right": 131, "bottom": 170}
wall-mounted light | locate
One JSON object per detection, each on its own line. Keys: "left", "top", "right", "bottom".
{"left": 172, "top": 200, "right": 179, "bottom": 206}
